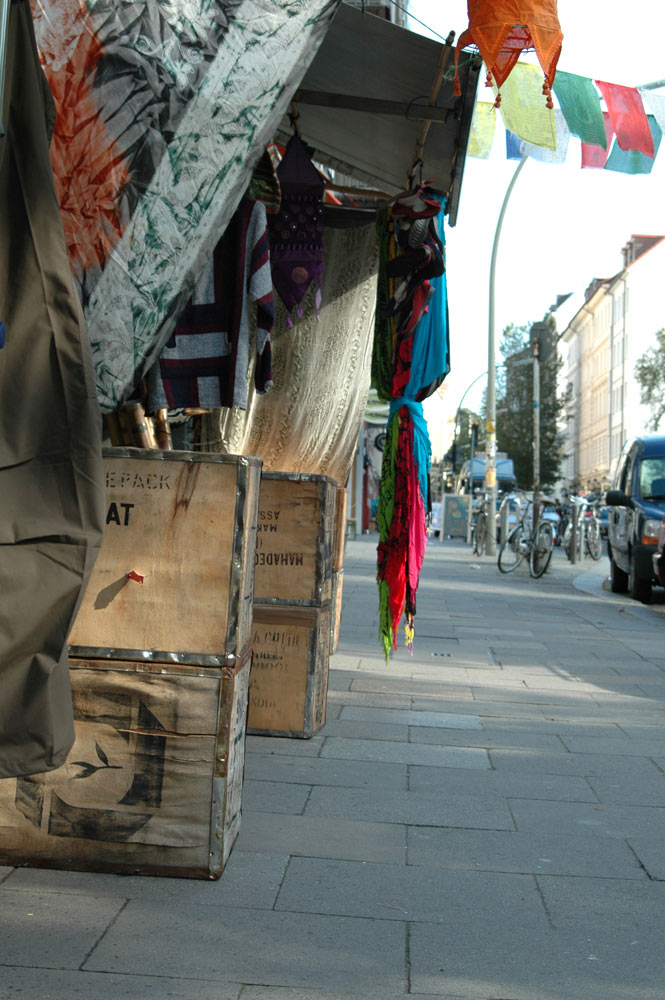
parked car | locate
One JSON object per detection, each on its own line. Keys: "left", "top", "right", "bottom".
{"left": 606, "top": 435, "right": 665, "bottom": 603}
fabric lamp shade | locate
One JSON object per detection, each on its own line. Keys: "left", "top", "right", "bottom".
{"left": 455, "top": 0, "right": 563, "bottom": 109}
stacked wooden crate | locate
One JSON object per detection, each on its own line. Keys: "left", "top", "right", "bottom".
{"left": 0, "top": 448, "right": 261, "bottom": 880}
{"left": 248, "top": 472, "right": 338, "bottom": 738}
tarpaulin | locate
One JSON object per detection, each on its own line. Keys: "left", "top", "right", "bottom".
{"left": 0, "top": 0, "right": 105, "bottom": 778}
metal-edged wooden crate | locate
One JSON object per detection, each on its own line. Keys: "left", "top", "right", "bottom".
{"left": 248, "top": 604, "right": 331, "bottom": 738}
{"left": 0, "top": 656, "right": 250, "bottom": 879}
{"left": 69, "top": 447, "right": 261, "bottom": 667}
{"left": 253, "top": 472, "right": 336, "bottom": 607}
{"left": 333, "top": 486, "right": 348, "bottom": 573}
{"left": 330, "top": 568, "right": 344, "bottom": 655}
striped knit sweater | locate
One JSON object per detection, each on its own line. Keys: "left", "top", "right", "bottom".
{"left": 148, "top": 197, "right": 274, "bottom": 411}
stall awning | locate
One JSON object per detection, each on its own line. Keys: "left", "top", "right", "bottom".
{"left": 282, "top": 3, "right": 480, "bottom": 225}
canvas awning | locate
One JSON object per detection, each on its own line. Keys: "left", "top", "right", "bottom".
{"left": 282, "top": 3, "right": 481, "bottom": 225}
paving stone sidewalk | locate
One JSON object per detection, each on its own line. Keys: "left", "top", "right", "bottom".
{"left": 2, "top": 536, "right": 665, "bottom": 1000}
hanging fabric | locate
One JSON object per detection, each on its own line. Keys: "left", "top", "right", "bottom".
{"left": 373, "top": 192, "right": 449, "bottom": 660}
{"left": 553, "top": 71, "right": 608, "bottom": 148}
{"left": 496, "top": 62, "right": 557, "bottom": 149}
{"left": 519, "top": 110, "right": 570, "bottom": 163}
{"left": 468, "top": 102, "right": 498, "bottom": 159}
{"left": 595, "top": 81, "right": 654, "bottom": 157}
{"left": 147, "top": 198, "right": 274, "bottom": 412}
{"left": 581, "top": 113, "right": 614, "bottom": 169}
{"left": 0, "top": 0, "right": 105, "bottom": 778}
{"left": 269, "top": 135, "right": 325, "bottom": 327}
{"left": 605, "top": 116, "right": 662, "bottom": 175}
{"left": 454, "top": 0, "right": 563, "bottom": 108}
{"left": 31, "top": 0, "right": 340, "bottom": 411}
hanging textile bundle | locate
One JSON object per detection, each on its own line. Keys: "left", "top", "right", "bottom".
{"left": 269, "top": 135, "right": 325, "bottom": 327}
{"left": 373, "top": 191, "right": 449, "bottom": 660}
{"left": 454, "top": 0, "right": 563, "bottom": 109}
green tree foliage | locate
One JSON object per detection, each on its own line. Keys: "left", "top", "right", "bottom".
{"left": 495, "top": 321, "right": 565, "bottom": 491}
{"left": 635, "top": 329, "right": 665, "bottom": 432}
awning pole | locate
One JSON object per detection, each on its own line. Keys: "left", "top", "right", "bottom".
{"left": 0, "top": 0, "right": 10, "bottom": 137}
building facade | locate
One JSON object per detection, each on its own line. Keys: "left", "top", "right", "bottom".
{"left": 558, "top": 235, "right": 665, "bottom": 494}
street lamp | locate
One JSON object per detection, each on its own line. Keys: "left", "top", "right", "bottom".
{"left": 486, "top": 155, "right": 528, "bottom": 555}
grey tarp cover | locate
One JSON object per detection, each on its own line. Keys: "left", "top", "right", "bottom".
{"left": 0, "top": 0, "right": 105, "bottom": 778}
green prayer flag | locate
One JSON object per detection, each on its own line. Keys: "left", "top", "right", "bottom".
{"left": 553, "top": 70, "right": 608, "bottom": 148}
{"left": 605, "top": 116, "right": 662, "bottom": 174}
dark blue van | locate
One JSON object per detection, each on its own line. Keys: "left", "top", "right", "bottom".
{"left": 606, "top": 435, "right": 665, "bottom": 603}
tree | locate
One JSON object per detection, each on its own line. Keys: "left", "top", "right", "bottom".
{"left": 494, "top": 321, "right": 566, "bottom": 491}
{"left": 635, "top": 329, "right": 665, "bottom": 432}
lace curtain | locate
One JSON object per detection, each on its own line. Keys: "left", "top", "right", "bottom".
{"left": 201, "top": 219, "right": 378, "bottom": 485}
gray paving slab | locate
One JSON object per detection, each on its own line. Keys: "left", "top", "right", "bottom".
{"left": 350, "top": 677, "right": 473, "bottom": 699}
{"left": 326, "top": 669, "right": 356, "bottom": 690}
{"left": 276, "top": 856, "right": 548, "bottom": 926}
{"left": 339, "top": 706, "right": 482, "bottom": 729}
{"left": 242, "top": 779, "right": 311, "bottom": 814}
{"left": 536, "top": 873, "right": 665, "bottom": 929}
{"left": 303, "top": 785, "right": 513, "bottom": 830}
{"left": 0, "top": 968, "right": 242, "bottom": 999}
{"left": 626, "top": 837, "right": 665, "bottom": 879}
{"left": 0, "top": 889, "right": 125, "bottom": 969}
{"left": 245, "top": 735, "right": 324, "bottom": 757}
{"left": 244, "top": 752, "right": 408, "bottom": 790}
{"left": 320, "top": 737, "right": 490, "bottom": 769}
{"left": 409, "top": 917, "right": 665, "bottom": 1000}
{"left": 2, "top": 852, "right": 289, "bottom": 909}
{"left": 586, "top": 770, "right": 665, "bottom": 806}
{"left": 0, "top": 866, "right": 12, "bottom": 883}
{"left": 84, "top": 902, "right": 407, "bottom": 993}
{"left": 236, "top": 811, "right": 406, "bottom": 864}
{"left": 317, "top": 719, "right": 410, "bottom": 741}
{"left": 509, "top": 798, "right": 665, "bottom": 838}
{"left": 406, "top": 826, "right": 645, "bottom": 878}
{"left": 417, "top": 698, "right": 548, "bottom": 719}
{"left": 240, "top": 990, "right": 477, "bottom": 1000}
{"left": 408, "top": 764, "right": 597, "bottom": 803}
{"left": 409, "top": 725, "right": 566, "bottom": 751}
{"left": 326, "top": 690, "right": 413, "bottom": 709}
{"left": 489, "top": 747, "right": 664, "bottom": 777}
{"left": 559, "top": 734, "right": 665, "bottom": 756}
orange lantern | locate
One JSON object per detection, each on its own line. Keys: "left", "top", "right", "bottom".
{"left": 454, "top": 0, "right": 563, "bottom": 108}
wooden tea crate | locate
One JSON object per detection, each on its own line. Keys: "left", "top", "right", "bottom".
{"left": 69, "top": 448, "right": 261, "bottom": 666}
{"left": 253, "top": 472, "right": 336, "bottom": 606}
{"left": 333, "top": 486, "right": 347, "bottom": 572}
{"left": 0, "top": 656, "right": 250, "bottom": 879}
{"left": 330, "top": 568, "right": 344, "bottom": 655}
{"left": 248, "top": 604, "right": 331, "bottom": 738}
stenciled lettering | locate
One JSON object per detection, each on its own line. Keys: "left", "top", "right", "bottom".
{"left": 106, "top": 501, "right": 135, "bottom": 526}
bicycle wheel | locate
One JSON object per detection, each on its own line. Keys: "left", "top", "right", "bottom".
{"left": 474, "top": 512, "right": 487, "bottom": 556}
{"left": 585, "top": 518, "right": 602, "bottom": 561}
{"left": 498, "top": 524, "right": 526, "bottom": 573}
{"left": 530, "top": 520, "right": 554, "bottom": 578}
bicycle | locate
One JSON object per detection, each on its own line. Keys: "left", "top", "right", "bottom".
{"left": 562, "top": 497, "right": 602, "bottom": 562}
{"left": 472, "top": 495, "right": 489, "bottom": 556}
{"left": 498, "top": 493, "right": 554, "bottom": 578}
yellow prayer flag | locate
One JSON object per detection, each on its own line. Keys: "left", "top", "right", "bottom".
{"left": 468, "top": 102, "right": 497, "bottom": 158}
{"left": 496, "top": 62, "right": 557, "bottom": 150}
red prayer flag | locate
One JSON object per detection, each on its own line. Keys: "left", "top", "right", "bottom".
{"left": 595, "top": 81, "right": 654, "bottom": 157}
{"left": 581, "top": 113, "right": 614, "bottom": 169}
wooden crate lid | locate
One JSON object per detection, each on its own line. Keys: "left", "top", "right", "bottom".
{"left": 69, "top": 448, "right": 261, "bottom": 665}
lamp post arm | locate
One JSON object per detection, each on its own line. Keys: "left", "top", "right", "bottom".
{"left": 486, "top": 155, "right": 528, "bottom": 556}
